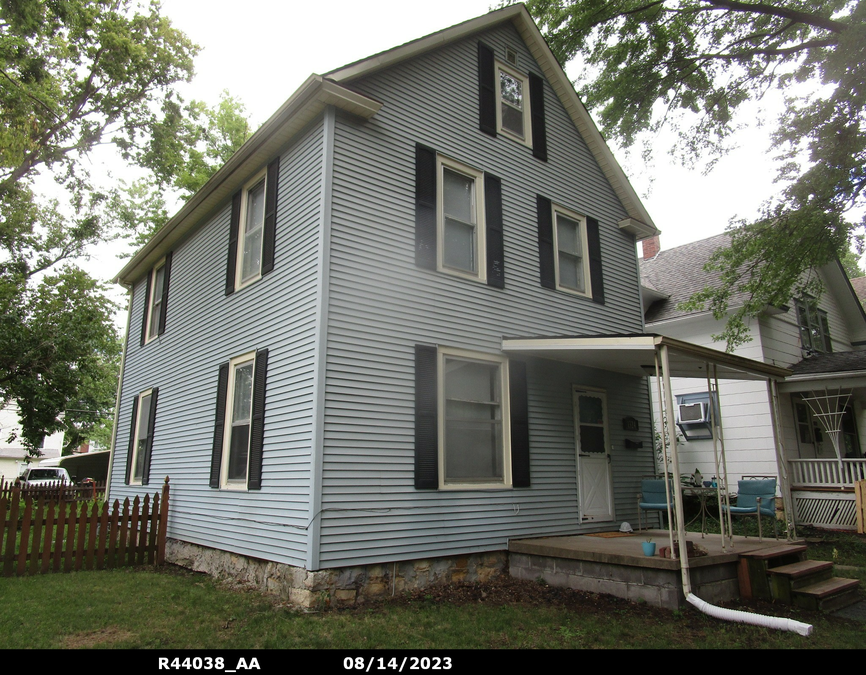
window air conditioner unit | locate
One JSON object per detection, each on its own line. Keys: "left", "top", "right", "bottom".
{"left": 678, "top": 402, "right": 707, "bottom": 424}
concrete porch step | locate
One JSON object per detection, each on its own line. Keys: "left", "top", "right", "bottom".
{"left": 793, "top": 577, "right": 861, "bottom": 612}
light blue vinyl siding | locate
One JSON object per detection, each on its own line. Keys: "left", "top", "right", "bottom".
{"left": 110, "top": 120, "right": 326, "bottom": 567}
{"left": 318, "top": 24, "right": 654, "bottom": 568}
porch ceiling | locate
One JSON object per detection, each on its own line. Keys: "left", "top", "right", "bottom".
{"left": 501, "top": 334, "right": 791, "bottom": 381}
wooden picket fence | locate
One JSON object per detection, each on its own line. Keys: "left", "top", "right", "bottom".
{"left": 0, "top": 477, "right": 170, "bottom": 577}
{"left": 0, "top": 479, "right": 106, "bottom": 503}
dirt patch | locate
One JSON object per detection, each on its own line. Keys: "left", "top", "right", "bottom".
{"left": 62, "top": 626, "right": 136, "bottom": 648}
{"left": 355, "top": 575, "right": 661, "bottom": 617}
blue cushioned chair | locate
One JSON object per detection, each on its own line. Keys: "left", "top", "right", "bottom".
{"left": 638, "top": 478, "right": 675, "bottom": 531}
{"left": 722, "top": 478, "right": 778, "bottom": 540}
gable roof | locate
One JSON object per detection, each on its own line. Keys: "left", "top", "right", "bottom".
{"left": 640, "top": 233, "right": 866, "bottom": 344}
{"left": 639, "top": 233, "right": 745, "bottom": 324}
{"left": 115, "top": 3, "right": 657, "bottom": 288}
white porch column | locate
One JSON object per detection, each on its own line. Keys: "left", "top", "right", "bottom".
{"left": 660, "top": 343, "right": 691, "bottom": 595}
{"left": 768, "top": 378, "right": 796, "bottom": 541}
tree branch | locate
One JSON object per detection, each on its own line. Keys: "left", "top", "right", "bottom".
{"left": 0, "top": 70, "right": 63, "bottom": 122}
{"left": 697, "top": 37, "right": 838, "bottom": 61}
{"left": 702, "top": 0, "right": 848, "bottom": 34}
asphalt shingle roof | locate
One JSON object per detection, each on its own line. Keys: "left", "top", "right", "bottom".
{"left": 790, "top": 350, "right": 866, "bottom": 375}
{"left": 639, "top": 233, "right": 748, "bottom": 323}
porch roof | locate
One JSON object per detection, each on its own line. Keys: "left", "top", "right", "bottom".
{"left": 501, "top": 333, "right": 791, "bottom": 381}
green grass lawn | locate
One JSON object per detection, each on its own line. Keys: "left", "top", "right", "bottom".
{"left": 1, "top": 561, "right": 864, "bottom": 649}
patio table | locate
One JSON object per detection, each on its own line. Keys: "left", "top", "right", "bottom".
{"left": 682, "top": 486, "right": 725, "bottom": 537}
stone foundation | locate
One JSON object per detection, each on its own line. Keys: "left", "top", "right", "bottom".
{"left": 166, "top": 539, "right": 505, "bottom": 610}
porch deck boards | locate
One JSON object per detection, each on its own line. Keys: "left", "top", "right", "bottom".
{"left": 509, "top": 530, "right": 797, "bottom": 567}
{"left": 508, "top": 531, "right": 806, "bottom": 610}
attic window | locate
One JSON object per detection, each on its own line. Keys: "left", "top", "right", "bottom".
{"left": 497, "top": 61, "right": 531, "bottom": 145}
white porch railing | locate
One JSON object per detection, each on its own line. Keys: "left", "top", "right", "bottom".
{"left": 788, "top": 458, "right": 866, "bottom": 489}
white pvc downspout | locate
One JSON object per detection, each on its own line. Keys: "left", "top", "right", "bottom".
{"left": 686, "top": 594, "right": 813, "bottom": 636}
{"left": 656, "top": 345, "right": 813, "bottom": 637}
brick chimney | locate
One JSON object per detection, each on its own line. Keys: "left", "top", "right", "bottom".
{"left": 641, "top": 235, "right": 660, "bottom": 259}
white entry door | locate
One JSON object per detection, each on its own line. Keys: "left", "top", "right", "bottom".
{"left": 574, "top": 387, "right": 614, "bottom": 522}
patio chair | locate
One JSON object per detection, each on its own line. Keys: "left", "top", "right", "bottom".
{"left": 637, "top": 478, "right": 675, "bottom": 531}
{"left": 721, "top": 477, "right": 778, "bottom": 540}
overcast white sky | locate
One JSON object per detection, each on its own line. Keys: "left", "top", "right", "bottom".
{"left": 95, "top": 0, "right": 788, "bottom": 306}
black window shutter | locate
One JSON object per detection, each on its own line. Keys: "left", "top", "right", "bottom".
{"left": 248, "top": 348, "right": 269, "bottom": 491}
{"left": 536, "top": 195, "right": 555, "bottom": 289}
{"left": 141, "top": 388, "right": 159, "bottom": 486}
{"left": 261, "top": 158, "right": 279, "bottom": 276}
{"left": 509, "top": 360, "right": 530, "bottom": 488}
{"left": 415, "top": 144, "right": 437, "bottom": 270}
{"left": 587, "top": 216, "right": 605, "bottom": 304}
{"left": 415, "top": 345, "right": 438, "bottom": 489}
{"left": 226, "top": 191, "right": 241, "bottom": 296}
{"left": 478, "top": 42, "right": 496, "bottom": 136}
{"left": 485, "top": 173, "right": 505, "bottom": 288}
{"left": 529, "top": 73, "right": 547, "bottom": 161}
{"left": 210, "top": 363, "right": 230, "bottom": 488}
{"left": 157, "top": 251, "right": 172, "bottom": 336}
{"left": 125, "top": 394, "right": 139, "bottom": 485}
{"left": 139, "top": 273, "right": 152, "bottom": 348}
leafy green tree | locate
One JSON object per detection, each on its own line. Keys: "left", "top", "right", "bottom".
{"left": 116, "top": 91, "right": 254, "bottom": 253}
{"left": 0, "top": 0, "right": 198, "bottom": 452}
{"left": 526, "top": 0, "right": 866, "bottom": 348}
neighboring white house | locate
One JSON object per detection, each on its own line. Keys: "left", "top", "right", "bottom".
{"left": 0, "top": 403, "right": 65, "bottom": 482}
{"left": 640, "top": 233, "right": 866, "bottom": 529}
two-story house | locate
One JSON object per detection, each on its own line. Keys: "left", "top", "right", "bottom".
{"left": 106, "top": 4, "right": 686, "bottom": 604}
{"left": 640, "top": 233, "right": 866, "bottom": 530}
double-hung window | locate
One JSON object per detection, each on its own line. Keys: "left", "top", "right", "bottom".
{"left": 795, "top": 298, "right": 832, "bottom": 353}
{"left": 226, "top": 158, "right": 279, "bottom": 295}
{"left": 224, "top": 354, "right": 255, "bottom": 486}
{"left": 440, "top": 348, "right": 510, "bottom": 488}
{"left": 414, "top": 345, "right": 529, "bottom": 490}
{"left": 210, "top": 349, "right": 269, "bottom": 490}
{"left": 237, "top": 171, "right": 266, "bottom": 289}
{"left": 496, "top": 62, "right": 531, "bottom": 145}
{"left": 415, "top": 145, "right": 504, "bottom": 288}
{"left": 536, "top": 195, "right": 604, "bottom": 304}
{"left": 126, "top": 388, "right": 159, "bottom": 486}
{"left": 477, "top": 42, "right": 547, "bottom": 161}
{"left": 438, "top": 156, "right": 486, "bottom": 281}
{"left": 552, "top": 205, "right": 591, "bottom": 297}
{"left": 140, "top": 252, "right": 173, "bottom": 347}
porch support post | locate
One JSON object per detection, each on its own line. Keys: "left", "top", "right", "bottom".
{"left": 768, "top": 378, "right": 797, "bottom": 541}
{"left": 713, "top": 365, "right": 735, "bottom": 547}
{"left": 654, "top": 348, "right": 676, "bottom": 558}
{"left": 660, "top": 343, "right": 691, "bottom": 595}
{"left": 706, "top": 365, "right": 728, "bottom": 551}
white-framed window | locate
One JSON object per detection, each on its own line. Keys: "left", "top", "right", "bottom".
{"left": 795, "top": 298, "right": 832, "bottom": 353}
{"left": 144, "top": 259, "right": 167, "bottom": 344}
{"left": 129, "top": 389, "right": 154, "bottom": 485}
{"left": 496, "top": 61, "right": 531, "bottom": 145}
{"left": 438, "top": 347, "right": 511, "bottom": 489}
{"left": 221, "top": 352, "right": 256, "bottom": 489}
{"left": 236, "top": 170, "right": 267, "bottom": 290}
{"left": 552, "top": 204, "right": 591, "bottom": 297}
{"left": 437, "top": 155, "right": 486, "bottom": 282}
